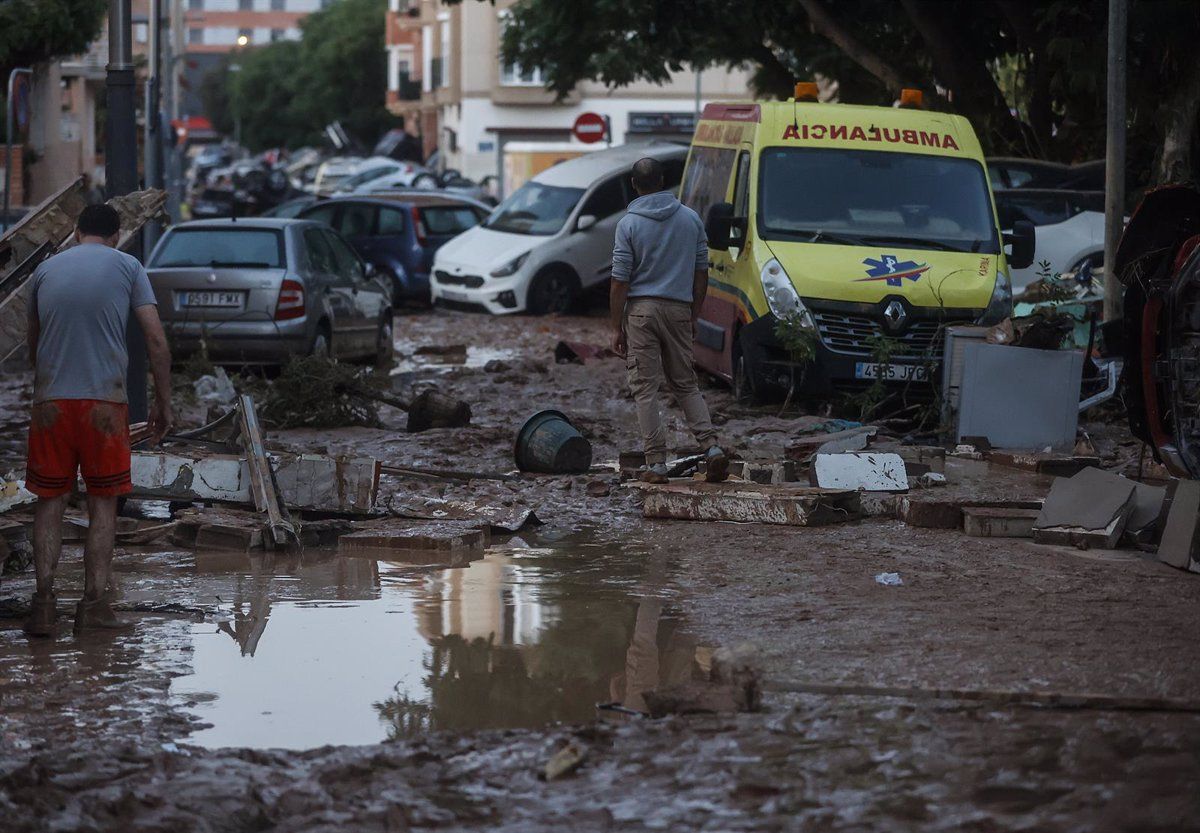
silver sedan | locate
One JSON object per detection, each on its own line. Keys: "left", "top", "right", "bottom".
{"left": 146, "top": 219, "right": 393, "bottom": 365}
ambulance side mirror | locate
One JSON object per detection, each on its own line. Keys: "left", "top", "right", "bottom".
{"left": 1004, "top": 220, "right": 1036, "bottom": 270}
{"left": 706, "top": 202, "right": 736, "bottom": 249}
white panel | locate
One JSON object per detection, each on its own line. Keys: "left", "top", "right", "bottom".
{"left": 205, "top": 27, "right": 239, "bottom": 45}
{"left": 206, "top": 0, "right": 238, "bottom": 11}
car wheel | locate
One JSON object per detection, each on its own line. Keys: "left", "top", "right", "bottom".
{"left": 732, "top": 330, "right": 766, "bottom": 404}
{"left": 375, "top": 313, "right": 394, "bottom": 366}
{"left": 309, "top": 325, "right": 331, "bottom": 359}
{"left": 526, "top": 268, "right": 579, "bottom": 315}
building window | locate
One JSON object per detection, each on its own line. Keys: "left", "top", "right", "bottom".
{"left": 270, "top": 28, "right": 285, "bottom": 41}
{"left": 238, "top": 27, "right": 253, "bottom": 44}
{"left": 134, "top": 22, "right": 149, "bottom": 43}
{"left": 271, "top": 0, "right": 285, "bottom": 9}
{"left": 188, "top": 27, "right": 203, "bottom": 44}
{"left": 498, "top": 10, "right": 542, "bottom": 87}
{"left": 238, "top": 0, "right": 252, "bottom": 9}
{"left": 188, "top": 0, "right": 203, "bottom": 10}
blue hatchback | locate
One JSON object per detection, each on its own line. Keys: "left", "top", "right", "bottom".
{"left": 298, "top": 195, "right": 489, "bottom": 303}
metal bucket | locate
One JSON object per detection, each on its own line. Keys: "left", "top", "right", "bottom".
{"left": 514, "top": 410, "right": 593, "bottom": 473}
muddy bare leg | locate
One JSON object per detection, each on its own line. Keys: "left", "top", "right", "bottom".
{"left": 32, "top": 495, "right": 67, "bottom": 595}
{"left": 82, "top": 494, "right": 117, "bottom": 601}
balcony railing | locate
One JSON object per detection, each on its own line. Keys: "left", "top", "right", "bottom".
{"left": 397, "top": 71, "right": 421, "bottom": 101}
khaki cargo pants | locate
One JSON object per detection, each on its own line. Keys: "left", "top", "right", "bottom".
{"left": 625, "top": 297, "right": 719, "bottom": 466}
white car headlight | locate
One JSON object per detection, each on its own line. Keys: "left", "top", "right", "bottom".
{"left": 760, "top": 258, "right": 815, "bottom": 327}
{"left": 976, "top": 272, "right": 1013, "bottom": 325}
{"left": 490, "top": 251, "right": 530, "bottom": 278}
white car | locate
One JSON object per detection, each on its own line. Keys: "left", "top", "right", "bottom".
{"left": 311, "top": 156, "right": 363, "bottom": 196}
{"left": 994, "top": 189, "right": 1106, "bottom": 291}
{"left": 430, "top": 143, "right": 686, "bottom": 314}
{"left": 335, "top": 156, "right": 440, "bottom": 194}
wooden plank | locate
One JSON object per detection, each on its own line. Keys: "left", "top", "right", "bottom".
{"left": 236, "top": 395, "right": 297, "bottom": 550}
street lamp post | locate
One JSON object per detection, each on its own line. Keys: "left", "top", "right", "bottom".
{"left": 106, "top": 0, "right": 148, "bottom": 422}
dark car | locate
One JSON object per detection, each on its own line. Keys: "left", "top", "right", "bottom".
{"left": 298, "top": 195, "right": 489, "bottom": 302}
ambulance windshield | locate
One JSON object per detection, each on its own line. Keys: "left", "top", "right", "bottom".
{"left": 758, "top": 148, "right": 1000, "bottom": 254}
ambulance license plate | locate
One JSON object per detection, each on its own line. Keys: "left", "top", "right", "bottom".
{"left": 854, "top": 362, "right": 928, "bottom": 382}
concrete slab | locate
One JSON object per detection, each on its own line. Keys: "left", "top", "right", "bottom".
{"left": 963, "top": 507, "right": 1041, "bottom": 538}
{"left": 1157, "top": 480, "right": 1200, "bottom": 572}
{"left": 813, "top": 453, "right": 908, "bottom": 492}
{"left": 636, "top": 481, "right": 861, "bottom": 526}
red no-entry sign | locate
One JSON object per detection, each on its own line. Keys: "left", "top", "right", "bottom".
{"left": 572, "top": 112, "right": 607, "bottom": 144}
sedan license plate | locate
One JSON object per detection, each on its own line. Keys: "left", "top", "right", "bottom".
{"left": 179, "top": 290, "right": 244, "bottom": 309}
{"left": 441, "top": 289, "right": 468, "bottom": 303}
{"left": 854, "top": 362, "right": 928, "bottom": 382}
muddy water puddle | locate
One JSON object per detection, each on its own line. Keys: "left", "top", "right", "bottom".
{"left": 160, "top": 535, "right": 691, "bottom": 749}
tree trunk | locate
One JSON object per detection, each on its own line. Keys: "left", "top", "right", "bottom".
{"left": 1156, "top": 57, "right": 1200, "bottom": 185}
{"left": 797, "top": 0, "right": 915, "bottom": 96}
{"left": 899, "top": 0, "right": 1024, "bottom": 151}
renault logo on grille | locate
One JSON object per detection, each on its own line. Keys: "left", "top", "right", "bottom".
{"left": 882, "top": 300, "right": 907, "bottom": 331}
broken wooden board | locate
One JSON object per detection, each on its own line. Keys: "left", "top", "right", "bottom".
{"left": 636, "top": 481, "right": 861, "bottom": 526}
{"left": 236, "top": 393, "right": 297, "bottom": 549}
{"left": 1, "top": 184, "right": 167, "bottom": 363}
{"left": 962, "top": 506, "right": 1041, "bottom": 538}
{"left": 130, "top": 449, "right": 378, "bottom": 514}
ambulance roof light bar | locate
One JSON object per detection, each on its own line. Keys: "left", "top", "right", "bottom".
{"left": 793, "top": 82, "right": 819, "bottom": 102}
{"left": 899, "top": 88, "right": 924, "bottom": 109}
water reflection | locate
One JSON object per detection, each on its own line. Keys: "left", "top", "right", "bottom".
{"left": 171, "top": 539, "right": 701, "bottom": 749}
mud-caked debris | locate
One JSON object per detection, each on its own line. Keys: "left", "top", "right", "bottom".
{"left": 542, "top": 740, "right": 588, "bottom": 781}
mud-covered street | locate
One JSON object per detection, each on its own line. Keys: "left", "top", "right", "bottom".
{"left": 1, "top": 310, "right": 1199, "bottom": 832}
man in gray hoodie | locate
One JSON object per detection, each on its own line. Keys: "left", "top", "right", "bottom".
{"left": 610, "top": 157, "right": 728, "bottom": 484}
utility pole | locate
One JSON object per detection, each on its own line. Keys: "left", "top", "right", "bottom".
{"left": 1103, "top": 0, "right": 1127, "bottom": 323}
{"left": 106, "top": 0, "right": 148, "bottom": 422}
{"left": 144, "top": 0, "right": 164, "bottom": 253}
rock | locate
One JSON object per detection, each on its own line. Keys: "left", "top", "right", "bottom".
{"left": 586, "top": 480, "right": 611, "bottom": 497}
{"left": 483, "top": 359, "right": 510, "bottom": 373}
{"left": 642, "top": 682, "right": 742, "bottom": 718}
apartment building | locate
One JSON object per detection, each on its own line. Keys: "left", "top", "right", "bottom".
{"left": 180, "top": 0, "right": 324, "bottom": 115}
{"left": 384, "top": 0, "right": 751, "bottom": 188}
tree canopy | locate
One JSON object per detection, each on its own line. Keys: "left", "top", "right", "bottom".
{"left": 0, "top": 0, "right": 106, "bottom": 141}
{"left": 480, "top": 0, "right": 1200, "bottom": 187}
{"left": 205, "top": 0, "right": 396, "bottom": 151}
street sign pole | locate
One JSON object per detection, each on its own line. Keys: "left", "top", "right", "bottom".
{"left": 1103, "top": 0, "right": 1127, "bottom": 322}
{"left": 3, "top": 68, "right": 32, "bottom": 232}
{"left": 106, "top": 0, "right": 148, "bottom": 421}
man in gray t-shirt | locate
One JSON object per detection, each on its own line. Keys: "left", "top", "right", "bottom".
{"left": 23, "top": 204, "right": 174, "bottom": 638}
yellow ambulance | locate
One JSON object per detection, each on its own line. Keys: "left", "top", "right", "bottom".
{"left": 681, "top": 86, "right": 1034, "bottom": 401}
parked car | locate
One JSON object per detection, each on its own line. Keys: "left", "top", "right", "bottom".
{"left": 311, "top": 156, "right": 363, "bottom": 196}
{"left": 994, "top": 189, "right": 1105, "bottom": 291}
{"left": 146, "top": 219, "right": 393, "bottom": 365}
{"left": 430, "top": 142, "right": 688, "bottom": 314}
{"left": 338, "top": 157, "right": 439, "bottom": 194}
{"left": 261, "top": 195, "right": 319, "bottom": 218}
{"left": 298, "top": 194, "right": 489, "bottom": 303}
{"left": 986, "top": 157, "right": 1105, "bottom": 191}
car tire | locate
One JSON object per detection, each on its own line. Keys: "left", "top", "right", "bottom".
{"left": 375, "top": 313, "right": 394, "bottom": 366}
{"left": 309, "top": 324, "right": 331, "bottom": 359}
{"left": 526, "top": 267, "right": 580, "bottom": 315}
{"left": 732, "top": 330, "right": 766, "bottom": 404}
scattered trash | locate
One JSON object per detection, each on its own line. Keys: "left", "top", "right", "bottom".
{"left": 812, "top": 452, "right": 908, "bottom": 492}
{"left": 910, "top": 472, "right": 947, "bottom": 489}
{"left": 542, "top": 740, "right": 588, "bottom": 781}
{"left": 874, "top": 572, "right": 903, "bottom": 586}
{"left": 514, "top": 410, "right": 593, "bottom": 474}
{"left": 192, "top": 368, "right": 238, "bottom": 408}
{"left": 785, "top": 426, "right": 878, "bottom": 461}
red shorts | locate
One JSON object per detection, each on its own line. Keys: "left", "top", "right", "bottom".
{"left": 26, "top": 400, "right": 132, "bottom": 498}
